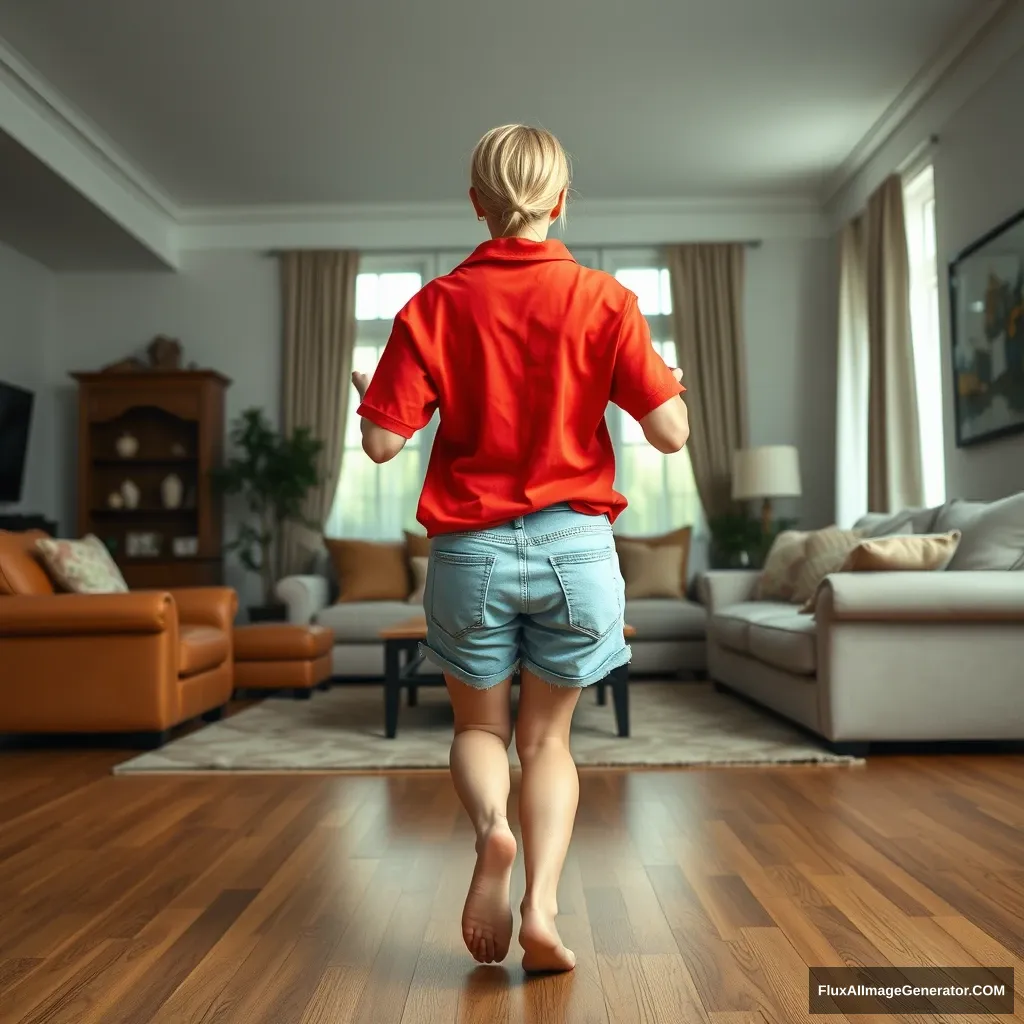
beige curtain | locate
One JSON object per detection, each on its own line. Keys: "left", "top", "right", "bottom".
{"left": 666, "top": 244, "right": 749, "bottom": 519}
{"left": 864, "top": 176, "right": 924, "bottom": 513}
{"left": 279, "top": 250, "right": 359, "bottom": 577}
{"left": 835, "top": 217, "right": 869, "bottom": 526}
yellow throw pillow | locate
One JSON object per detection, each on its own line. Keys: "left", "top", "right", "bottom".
{"left": 407, "top": 555, "right": 429, "bottom": 605}
{"left": 842, "top": 531, "right": 962, "bottom": 573}
{"left": 404, "top": 530, "right": 431, "bottom": 561}
{"left": 756, "top": 530, "right": 809, "bottom": 601}
{"left": 800, "top": 530, "right": 962, "bottom": 613}
{"left": 792, "top": 526, "right": 864, "bottom": 605}
{"left": 326, "top": 539, "right": 409, "bottom": 603}
{"left": 616, "top": 540, "right": 686, "bottom": 599}
{"left": 614, "top": 526, "right": 691, "bottom": 592}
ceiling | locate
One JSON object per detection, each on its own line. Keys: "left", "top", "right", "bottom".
{"left": 0, "top": 0, "right": 982, "bottom": 209}
{"left": 0, "top": 130, "right": 167, "bottom": 270}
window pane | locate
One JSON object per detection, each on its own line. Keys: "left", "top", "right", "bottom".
{"left": 660, "top": 269, "right": 673, "bottom": 315}
{"left": 355, "top": 274, "right": 378, "bottom": 320}
{"left": 376, "top": 273, "right": 422, "bottom": 318}
{"left": 923, "top": 198, "right": 936, "bottom": 261}
{"left": 615, "top": 269, "right": 662, "bottom": 316}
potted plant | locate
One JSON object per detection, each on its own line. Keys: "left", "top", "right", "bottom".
{"left": 708, "top": 512, "right": 798, "bottom": 570}
{"left": 216, "top": 408, "right": 324, "bottom": 622}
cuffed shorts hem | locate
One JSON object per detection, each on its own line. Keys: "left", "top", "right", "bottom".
{"left": 419, "top": 642, "right": 518, "bottom": 691}
{"left": 521, "top": 643, "right": 632, "bottom": 689}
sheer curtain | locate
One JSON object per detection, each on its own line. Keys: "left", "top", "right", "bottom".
{"left": 327, "top": 249, "right": 704, "bottom": 551}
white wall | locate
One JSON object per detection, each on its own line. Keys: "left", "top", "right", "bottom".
{"left": 0, "top": 242, "right": 55, "bottom": 520}
{"left": 50, "top": 250, "right": 279, "bottom": 602}
{"left": 934, "top": 46, "right": 1024, "bottom": 501}
{"left": 745, "top": 239, "right": 837, "bottom": 528}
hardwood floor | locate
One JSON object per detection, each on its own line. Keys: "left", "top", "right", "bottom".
{"left": 1, "top": 740, "right": 1022, "bottom": 1023}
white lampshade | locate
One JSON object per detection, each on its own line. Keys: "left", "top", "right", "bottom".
{"left": 732, "top": 445, "right": 802, "bottom": 501}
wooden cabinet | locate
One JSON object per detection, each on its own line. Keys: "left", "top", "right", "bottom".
{"left": 73, "top": 371, "right": 230, "bottom": 589}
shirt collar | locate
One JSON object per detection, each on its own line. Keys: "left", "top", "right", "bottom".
{"left": 457, "top": 236, "right": 577, "bottom": 267}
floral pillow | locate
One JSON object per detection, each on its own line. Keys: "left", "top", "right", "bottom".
{"left": 35, "top": 534, "right": 129, "bottom": 594}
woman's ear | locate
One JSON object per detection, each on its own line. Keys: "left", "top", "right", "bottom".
{"left": 469, "top": 187, "right": 487, "bottom": 220}
{"left": 550, "top": 187, "right": 567, "bottom": 221}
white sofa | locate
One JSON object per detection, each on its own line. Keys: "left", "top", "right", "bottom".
{"left": 701, "top": 495, "right": 1024, "bottom": 753}
{"left": 276, "top": 571, "right": 706, "bottom": 679}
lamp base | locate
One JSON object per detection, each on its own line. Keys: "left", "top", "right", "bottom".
{"left": 760, "top": 498, "right": 774, "bottom": 537}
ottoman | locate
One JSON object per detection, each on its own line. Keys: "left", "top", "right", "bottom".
{"left": 233, "top": 624, "right": 334, "bottom": 699}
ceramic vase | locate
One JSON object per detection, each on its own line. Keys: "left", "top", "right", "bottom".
{"left": 115, "top": 433, "right": 139, "bottom": 458}
{"left": 120, "top": 479, "right": 140, "bottom": 509}
{"left": 160, "top": 474, "right": 183, "bottom": 510}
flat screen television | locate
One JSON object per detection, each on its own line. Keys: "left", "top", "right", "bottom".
{"left": 0, "top": 380, "right": 34, "bottom": 503}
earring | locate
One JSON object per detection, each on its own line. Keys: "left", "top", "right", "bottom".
{"left": 477, "top": 215, "right": 485, "bottom": 222}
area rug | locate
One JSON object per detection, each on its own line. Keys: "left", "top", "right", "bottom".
{"left": 114, "top": 682, "right": 861, "bottom": 773}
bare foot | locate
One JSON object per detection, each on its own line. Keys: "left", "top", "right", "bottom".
{"left": 462, "top": 818, "right": 517, "bottom": 964}
{"left": 519, "top": 904, "right": 576, "bottom": 973}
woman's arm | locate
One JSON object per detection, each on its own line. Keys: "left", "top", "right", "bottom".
{"left": 639, "top": 368, "right": 689, "bottom": 453}
{"left": 353, "top": 372, "right": 407, "bottom": 464}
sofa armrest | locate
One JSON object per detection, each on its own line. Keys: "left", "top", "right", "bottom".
{"left": 275, "top": 575, "right": 329, "bottom": 624}
{"left": 698, "top": 570, "right": 762, "bottom": 612}
{"left": 817, "top": 572, "right": 1024, "bottom": 622}
{"left": 0, "top": 591, "right": 176, "bottom": 637}
{"left": 169, "top": 587, "right": 238, "bottom": 632}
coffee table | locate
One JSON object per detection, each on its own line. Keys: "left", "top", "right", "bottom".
{"left": 379, "top": 617, "right": 635, "bottom": 740}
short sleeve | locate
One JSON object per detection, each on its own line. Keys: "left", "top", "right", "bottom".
{"left": 357, "top": 311, "right": 438, "bottom": 439}
{"left": 609, "top": 295, "right": 685, "bottom": 421}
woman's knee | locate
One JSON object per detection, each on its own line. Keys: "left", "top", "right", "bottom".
{"left": 515, "top": 729, "right": 570, "bottom": 764}
{"left": 453, "top": 716, "right": 512, "bottom": 748}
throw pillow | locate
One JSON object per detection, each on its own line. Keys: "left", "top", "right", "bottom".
{"left": 791, "top": 526, "right": 863, "bottom": 605}
{"left": 35, "top": 534, "right": 128, "bottom": 594}
{"left": 404, "top": 530, "right": 431, "bottom": 561}
{"left": 614, "top": 526, "right": 691, "bottom": 590}
{"left": 842, "top": 530, "right": 962, "bottom": 573}
{"left": 935, "top": 492, "right": 1024, "bottom": 571}
{"left": 799, "top": 530, "right": 963, "bottom": 613}
{"left": 853, "top": 506, "right": 941, "bottom": 538}
{"left": 616, "top": 540, "right": 686, "bottom": 599}
{"left": 325, "top": 539, "right": 409, "bottom": 603}
{"left": 408, "top": 555, "right": 429, "bottom": 605}
{"left": 755, "top": 530, "right": 809, "bottom": 601}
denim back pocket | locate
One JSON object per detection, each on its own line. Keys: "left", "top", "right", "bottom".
{"left": 549, "top": 549, "right": 622, "bottom": 639}
{"left": 428, "top": 550, "right": 497, "bottom": 639}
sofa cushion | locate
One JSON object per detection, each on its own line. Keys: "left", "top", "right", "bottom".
{"left": 614, "top": 526, "right": 691, "bottom": 591}
{"left": 854, "top": 506, "right": 940, "bottom": 537}
{"left": 326, "top": 539, "right": 410, "bottom": 602}
{"left": 35, "top": 535, "right": 128, "bottom": 595}
{"left": 756, "top": 530, "right": 808, "bottom": 601}
{"left": 937, "top": 493, "right": 1024, "bottom": 572}
{"left": 316, "top": 601, "right": 424, "bottom": 642}
{"left": 792, "top": 527, "right": 863, "bottom": 604}
{"left": 178, "top": 625, "right": 229, "bottom": 678}
{"left": 710, "top": 601, "right": 794, "bottom": 655}
{"left": 747, "top": 613, "right": 817, "bottom": 675}
{"left": 623, "top": 598, "right": 706, "bottom": 641}
{"left": 0, "top": 529, "right": 55, "bottom": 596}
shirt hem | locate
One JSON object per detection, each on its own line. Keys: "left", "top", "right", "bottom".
{"left": 356, "top": 403, "right": 417, "bottom": 440}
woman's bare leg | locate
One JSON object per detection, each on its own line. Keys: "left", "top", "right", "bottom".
{"left": 445, "top": 673, "right": 517, "bottom": 964}
{"left": 515, "top": 669, "right": 581, "bottom": 973}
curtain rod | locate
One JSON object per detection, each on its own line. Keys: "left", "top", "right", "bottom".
{"left": 269, "top": 239, "right": 762, "bottom": 257}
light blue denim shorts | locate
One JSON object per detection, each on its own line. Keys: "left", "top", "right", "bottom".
{"left": 421, "top": 504, "right": 630, "bottom": 690}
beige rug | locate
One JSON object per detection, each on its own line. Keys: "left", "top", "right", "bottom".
{"left": 114, "top": 682, "right": 861, "bottom": 773}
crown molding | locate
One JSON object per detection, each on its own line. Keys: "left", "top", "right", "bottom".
{"left": 176, "top": 195, "right": 830, "bottom": 251}
{"left": 0, "top": 38, "right": 180, "bottom": 267}
{"left": 822, "top": 0, "right": 1013, "bottom": 208}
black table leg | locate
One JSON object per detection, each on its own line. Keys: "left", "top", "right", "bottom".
{"left": 384, "top": 640, "right": 401, "bottom": 739}
{"left": 595, "top": 682, "right": 607, "bottom": 705}
{"left": 609, "top": 663, "right": 630, "bottom": 738}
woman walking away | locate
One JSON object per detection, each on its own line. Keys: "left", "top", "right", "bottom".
{"left": 352, "top": 124, "right": 689, "bottom": 973}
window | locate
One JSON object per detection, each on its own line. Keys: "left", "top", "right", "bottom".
{"left": 327, "top": 248, "right": 702, "bottom": 541}
{"left": 326, "top": 258, "right": 439, "bottom": 539}
{"left": 904, "top": 166, "right": 946, "bottom": 506}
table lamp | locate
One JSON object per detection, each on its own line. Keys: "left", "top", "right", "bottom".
{"left": 732, "top": 445, "right": 802, "bottom": 535}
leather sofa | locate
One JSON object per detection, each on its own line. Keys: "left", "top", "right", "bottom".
{"left": 0, "top": 530, "right": 237, "bottom": 746}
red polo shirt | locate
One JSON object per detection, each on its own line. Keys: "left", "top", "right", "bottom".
{"left": 357, "top": 237, "right": 684, "bottom": 537}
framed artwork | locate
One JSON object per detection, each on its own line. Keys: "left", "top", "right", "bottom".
{"left": 949, "top": 206, "right": 1024, "bottom": 447}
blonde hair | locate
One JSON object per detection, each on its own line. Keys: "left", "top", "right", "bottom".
{"left": 470, "top": 124, "right": 571, "bottom": 237}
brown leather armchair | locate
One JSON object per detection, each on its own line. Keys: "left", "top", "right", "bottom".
{"left": 0, "top": 530, "right": 237, "bottom": 746}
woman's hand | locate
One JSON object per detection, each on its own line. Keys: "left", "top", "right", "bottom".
{"left": 352, "top": 371, "right": 371, "bottom": 401}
